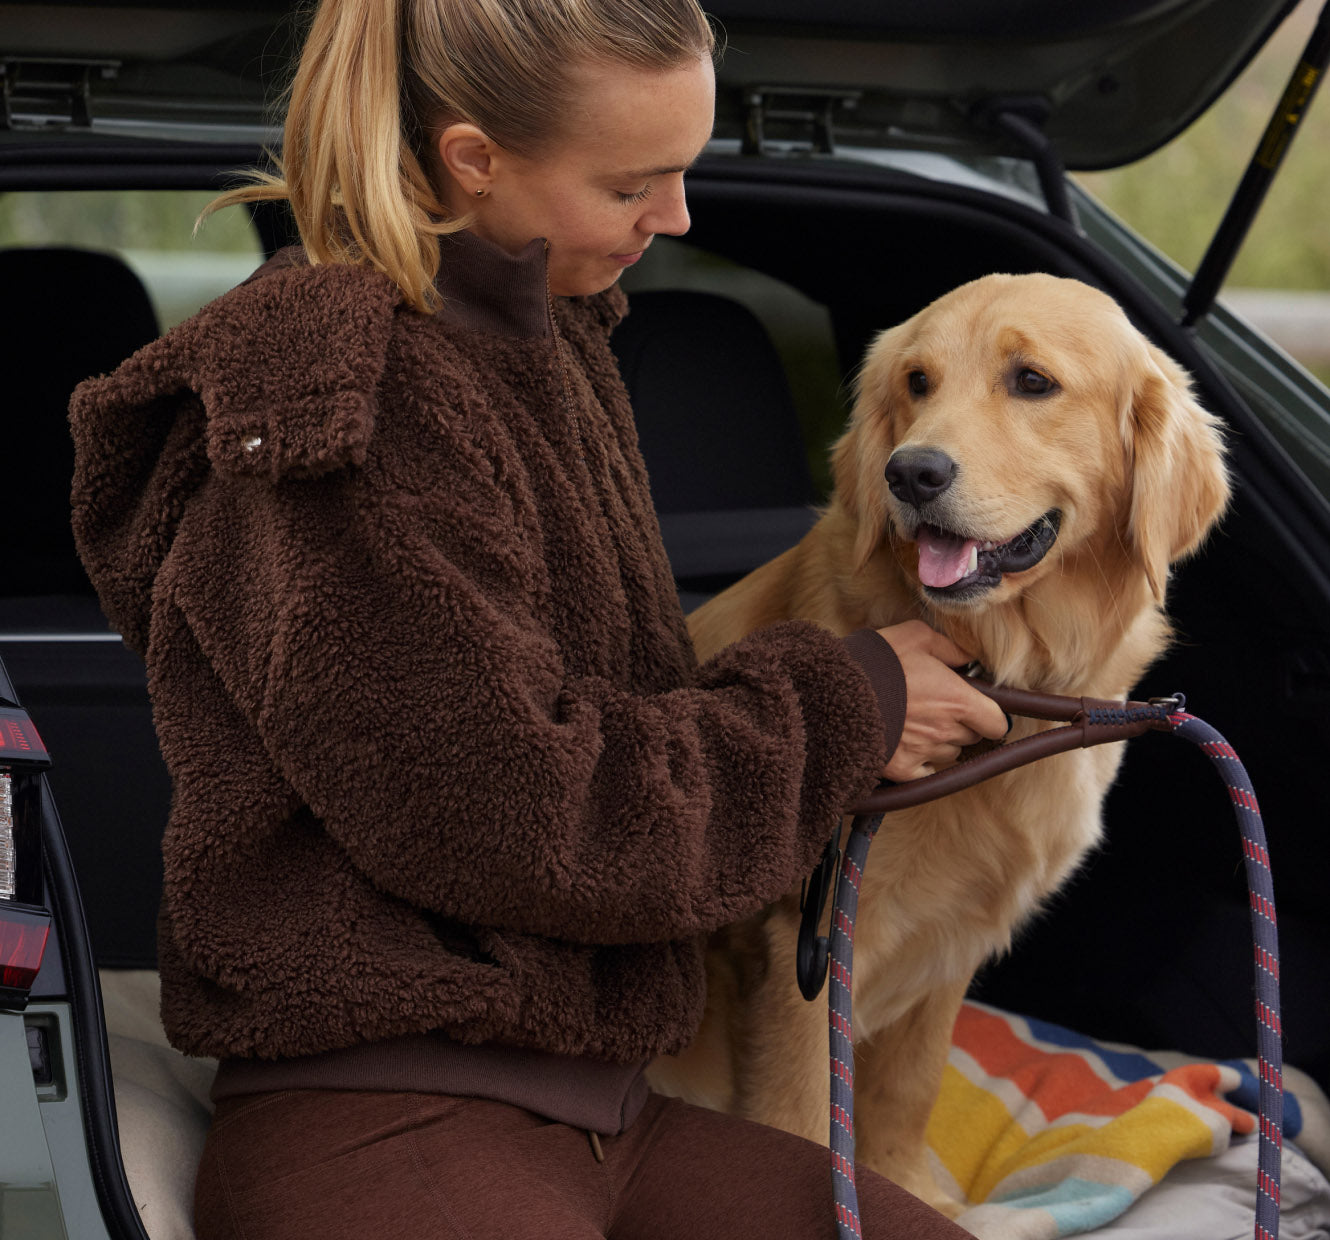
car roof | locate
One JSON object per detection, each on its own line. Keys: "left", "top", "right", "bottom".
{"left": 0, "top": 0, "right": 1306, "bottom": 168}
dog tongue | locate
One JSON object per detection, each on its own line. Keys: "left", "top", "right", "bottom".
{"left": 916, "top": 529, "right": 980, "bottom": 588}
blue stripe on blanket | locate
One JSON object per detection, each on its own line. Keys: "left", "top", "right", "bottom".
{"left": 1023, "top": 1016, "right": 1166, "bottom": 1083}
{"left": 993, "top": 1177, "right": 1137, "bottom": 1231}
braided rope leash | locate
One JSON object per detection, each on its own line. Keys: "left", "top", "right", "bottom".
{"left": 826, "top": 810, "right": 882, "bottom": 1240}
{"left": 1161, "top": 708, "right": 1283, "bottom": 1240}
{"left": 820, "top": 697, "right": 1283, "bottom": 1240}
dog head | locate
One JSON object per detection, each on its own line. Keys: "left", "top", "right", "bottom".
{"left": 833, "top": 273, "right": 1230, "bottom": 615}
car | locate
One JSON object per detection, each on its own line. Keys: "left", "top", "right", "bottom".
{"left": 3, "top": 1, "right": 1329, "bottom": 1237}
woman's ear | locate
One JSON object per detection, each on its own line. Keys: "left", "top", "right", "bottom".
{"left": 436, "top": 123, "right": 499, "bottom": 198}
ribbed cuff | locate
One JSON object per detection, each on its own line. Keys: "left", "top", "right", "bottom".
{"left": 841, "top": 628, "right": 908, "bottom": 762}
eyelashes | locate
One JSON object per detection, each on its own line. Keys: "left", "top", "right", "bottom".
{"left": 616, "top": 186, "right": 653, "bottom": 205}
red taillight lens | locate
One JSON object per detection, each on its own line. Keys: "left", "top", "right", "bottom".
{"left": 0, "top": 902, "right": 50, "bottom": 1010}
{"left": 0, "top": 706, "right": 49, "bottom": 766}
{"left": 0, "top": 703, "right": 53, "bottom": 1008}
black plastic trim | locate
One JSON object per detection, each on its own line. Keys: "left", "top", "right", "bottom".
{"left": 0, "top": 657, "right": 149, "bottom": 1240}
{"left": 40, "top": 783, "right": 149, "bottom": 1240}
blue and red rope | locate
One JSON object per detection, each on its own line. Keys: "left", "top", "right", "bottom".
{"left": 824, "top": 706, "right": 1283, "bottom": 1240}
{"left": 1167, "top": 710, "right": 1283, "bottom": 1240}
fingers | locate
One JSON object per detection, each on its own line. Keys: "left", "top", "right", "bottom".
{"left": 874, "top": 620, "right": 1010, "bottom": 780}
{"left": 959, "top": 686, "right": 1010, "bottom": 742}
{"left": 915, "top": 625, "right": 978, "bottom": 669}
{"left": 883, "top": 746, "right": 961, "bottom": 784}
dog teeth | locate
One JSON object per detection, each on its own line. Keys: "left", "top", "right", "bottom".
{"left": 967, "top": 545, "right": 979, "bottom": 574}
{"left": 980, "top": 541, "right": 997, "bottom": 552}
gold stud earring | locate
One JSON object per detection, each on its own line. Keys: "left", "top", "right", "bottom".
{"left": 475, "top": 188, "right": 486, "bottom": 197}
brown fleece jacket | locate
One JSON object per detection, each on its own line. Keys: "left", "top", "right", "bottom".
{"left": 69, "top": 232, "right": 890, "bottom": 1064}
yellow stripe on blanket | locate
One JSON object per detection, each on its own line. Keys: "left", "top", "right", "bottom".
{"left": 929, "top": 1061, "right": 1036, "bottom": 1199}
{"left": 926, "top": 1003, "right": 1256, "bottom": 1237}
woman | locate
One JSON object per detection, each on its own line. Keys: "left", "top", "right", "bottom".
{"left": 69, "top": 0, "right": 1006, "bottom": 1235}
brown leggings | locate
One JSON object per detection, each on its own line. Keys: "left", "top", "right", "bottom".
{"left": 195, "top": 1088, "right": 968, "bottom": 1240}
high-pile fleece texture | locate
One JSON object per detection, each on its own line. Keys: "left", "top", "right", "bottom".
{"left": 69, "top": 237, "right": 888, "bottom": 1065}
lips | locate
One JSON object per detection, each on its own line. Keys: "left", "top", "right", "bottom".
{"left": 914, "top": 511, "right": 1062, "bottom": 595}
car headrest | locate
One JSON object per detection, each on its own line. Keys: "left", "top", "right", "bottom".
{"left": 612, "top": 289, "right": 816, "bottom": 515}
{"left": 1, "top": 247, "right": 160, "bottom": 596}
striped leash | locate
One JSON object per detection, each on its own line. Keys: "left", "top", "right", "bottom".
{"left": 798, "top": 687, "right": 1282, "bottom": 1240}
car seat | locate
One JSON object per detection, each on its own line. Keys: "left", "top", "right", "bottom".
{"left": 0, "top": 246, "right": 160, "bottom": 597}
{"left": 610, "top": 289, "right": 821, "bottom": 606}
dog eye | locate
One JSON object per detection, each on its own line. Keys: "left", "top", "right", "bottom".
{"left": 907, "top": 370, "right": 929, "bottom": 396}
{"left": 1016, "top": 368, "right": 1056, "bottom": 395}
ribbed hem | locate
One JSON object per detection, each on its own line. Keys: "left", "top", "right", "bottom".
{"left": 841, "top": 628, "right": 908, "bottom": 760}
{"left": 211, "top": 1034, "right": 650, "bottom": 1136}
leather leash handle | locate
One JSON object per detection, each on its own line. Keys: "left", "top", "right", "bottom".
{"left": 850, "top": 683, "right": 1179, "bottom": 815}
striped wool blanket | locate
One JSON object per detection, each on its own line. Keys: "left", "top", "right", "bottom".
{"left": 927, "top": 1002, "right": 1330, "bottom": 1238}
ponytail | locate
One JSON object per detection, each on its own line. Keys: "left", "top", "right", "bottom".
{"left": 204, "top": 0, "right": 460, "bottom": 312}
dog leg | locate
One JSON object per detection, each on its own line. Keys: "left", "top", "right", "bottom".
{"left": 646, "top": 949, "right": 741, "bottom": 1111}
{"left": 726, "top": 903, "right": 834, "bottom": 1146}
{"left": 852, "top": 979, "right": 969, "bottom": 1218}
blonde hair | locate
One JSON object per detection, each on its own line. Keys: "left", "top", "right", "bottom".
{"left": 206, "top": 0, "right": 716, "bottom": 312}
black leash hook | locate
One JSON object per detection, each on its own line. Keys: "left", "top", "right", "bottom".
{"left": 796, "top": 829, "right": 840, "bottom": 1000}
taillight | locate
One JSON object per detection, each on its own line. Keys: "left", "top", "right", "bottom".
{"left": 0, "top": 702, "right": 52, "bottom": 1011}
{"left": 0, "top": 902, "right": 51, "bottom": 1008}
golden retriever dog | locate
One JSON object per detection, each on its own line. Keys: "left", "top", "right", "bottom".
{"left": 647, "top": 273, "right": 1230, "bottom": 1215}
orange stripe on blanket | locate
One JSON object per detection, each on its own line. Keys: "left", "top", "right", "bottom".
{"left": 951, "top": 1005, "right": 1254, "bottom": 1132}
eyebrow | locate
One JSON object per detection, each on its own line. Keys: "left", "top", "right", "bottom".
{"left": 617, "top": 153, "right": 705, "bottom": 181}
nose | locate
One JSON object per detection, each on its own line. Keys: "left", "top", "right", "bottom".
{"left": 884, "top": 447, "right": 957, "bottom": 509}
{"left": 643, "top": 176, "right": 691, "bottom": 237}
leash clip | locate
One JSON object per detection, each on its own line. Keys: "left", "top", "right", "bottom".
{"left": 796, "top": 829, "right": 840, "bottom": 1001}
{"left": 1149, "top": 692, "right": 1187, "bottom": 713}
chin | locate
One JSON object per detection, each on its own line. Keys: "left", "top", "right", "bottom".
{"left": 548, "top": 258, "right": 632, "bottom": 299}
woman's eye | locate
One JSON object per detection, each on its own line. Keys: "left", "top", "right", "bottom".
{"left": 907, "top": 370, "right": 929, "bottom": 396}
{"left": 1016, "top": 368, "right": 1056, "bottom": 395}
{"left": 616, "top": 186, "right": 652, "bottom": 205}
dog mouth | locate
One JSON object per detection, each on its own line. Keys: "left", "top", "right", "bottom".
{"left": 911, "top": 510, "right": 1062, "bottom": 597}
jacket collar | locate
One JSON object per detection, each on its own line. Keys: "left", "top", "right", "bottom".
{"left": 434, "top": 230, "right": 552, "bottom": 340}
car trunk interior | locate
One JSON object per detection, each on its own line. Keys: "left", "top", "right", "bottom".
{"left": 4, "top": 151, "right": 1329, "bottom": 1205}
{"left": 6, "top": 3, "right": 1330, "bottom": 1234}
{"left": 626, "top": 160, "right": 1330, "bottom": 1092}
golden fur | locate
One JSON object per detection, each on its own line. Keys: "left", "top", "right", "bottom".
{"left": 647, "top": 273, "right": 1231, "bottom": 1213}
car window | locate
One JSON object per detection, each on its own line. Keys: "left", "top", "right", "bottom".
{"left": 0, "top": 189, "right": 263, "bottom": 331}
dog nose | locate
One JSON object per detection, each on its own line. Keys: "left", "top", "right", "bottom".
{"left": 884, "top": 448, "right": 957, "bottom": 508}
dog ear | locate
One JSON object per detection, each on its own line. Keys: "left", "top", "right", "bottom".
{"left": 1125, "top": 342, "right": 1231, "bottom": 604}
{"left": 835, "top": 323, "right": 905, "bottom": 570}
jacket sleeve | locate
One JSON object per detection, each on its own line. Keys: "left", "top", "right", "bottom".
{"left": 155, "top": 425, "right": 889, "bottom": 949}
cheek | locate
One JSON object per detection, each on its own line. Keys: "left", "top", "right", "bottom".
{"left": 1010, "top": 404, "right": 1125, "bottom": 529}
{"left": 551, "top": 191, "right": 622, "bottom": 247}
{"left": 1047, "top": 401, "right": 1123, "bottom": 490}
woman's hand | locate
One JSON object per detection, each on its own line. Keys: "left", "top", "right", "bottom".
{"left": 875, "top": 621, "right": 1009, "bottom": 782}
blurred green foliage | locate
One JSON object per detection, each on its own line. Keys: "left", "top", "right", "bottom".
{"left": 0, "top": 189, "right": 257, "bottom": 253}
{"left": 1078, "top": 0, "right": 1330, "bottom": 292}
